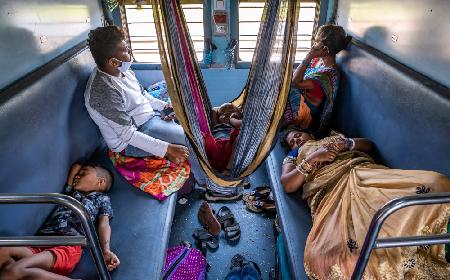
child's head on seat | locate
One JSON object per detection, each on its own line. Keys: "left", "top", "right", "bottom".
{"left": 72, "top": 164, "right": 113, "bottom": 193}
{"left": 217, "top": 103, "right": 242, "bottom": 124}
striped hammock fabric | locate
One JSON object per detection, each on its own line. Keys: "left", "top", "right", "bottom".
{"left": 152, "top": 0, "right": 300, "bottom": 187}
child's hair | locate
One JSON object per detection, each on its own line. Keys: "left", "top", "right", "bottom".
{"left": 83, "top": 162, "right": 114, "bottom": 192}
{"left": 97, "top": 166, "right": 114, "bottom": 192}
{"left": 218, "top": 103, "right": 240, "bottom": 113}
{"left": 316, "top": 24, "right": 352, "bottom": 55}
{"left": 87, "top": 26, "right": 124, "bottom": 68}
{"left": 223, "top": 104, "right": 242, "bottom": 116}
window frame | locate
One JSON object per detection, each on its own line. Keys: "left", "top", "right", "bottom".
{"left": 233, "top": 0, "right": 322, "bottom": 69}
{"left": 123, "top": 0, "right": 207, "bottom": 68}
{"left": 121, "top": 0, "right": 327, "bottom": 70}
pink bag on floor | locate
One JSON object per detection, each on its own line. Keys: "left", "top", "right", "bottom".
{"left": 163, "top": 242, "right": 208, "bottom": 280}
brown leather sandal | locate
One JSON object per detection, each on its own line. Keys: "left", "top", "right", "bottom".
{"left": 242, "top": 186, "right": 271, "bottom": 203}
{"left": 245, "top": 199, "right": 276, "bottom": 214}
{"left": 198, "top": 201, "right": 221, "bottom": 236}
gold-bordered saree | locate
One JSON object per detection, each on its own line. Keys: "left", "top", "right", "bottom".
{"left": 293, "top": 136, "right": 450, "bottom": 279}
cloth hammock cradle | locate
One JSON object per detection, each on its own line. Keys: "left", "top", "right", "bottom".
{"left": 151, "top": 0, "right": 301, "bottom": 187}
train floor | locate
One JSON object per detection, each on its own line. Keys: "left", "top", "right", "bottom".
{"left": 169, "top": 164, "right": 276, "bottom": 280}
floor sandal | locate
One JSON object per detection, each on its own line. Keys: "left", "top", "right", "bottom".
{"left": 238, "top": 178, "right": 251, "bottom": 189}
{"left": 229, "top": 254, "right": 262, "bottom": 277}
{"left": 204, "top": 189, "right": 243, "bottom": 202}
{"left": 192, "top": 228, "right": 219, "bottom": 254}
{"left": 230, "top": 254, "right": 246, "bottom": 268}
{"left": 274, "top": 214, "right": 281, "bottom": 233}
{"left": 247, "top": 261, "right": 263, "bottom": 278}
{"left": 216, "top": 206, "right": 241, "bottom": 243}
{"left": 245, "top": 199, "right": 276, "bottom": 214}
{"left": 242, "top": 186, "right": 271, "bottom": 203}
{"left": 198, "top": 201, "right": 221, "bottom": 236}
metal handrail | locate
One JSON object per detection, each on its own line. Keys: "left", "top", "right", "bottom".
{"left": 0, "top": 236, "right": 87, "bottom": 247}
{"left": 352, "top": 193, "right": 450, "bottom": 280}
{"left": 0, "top": 193, "right": 111, "bottom": 280}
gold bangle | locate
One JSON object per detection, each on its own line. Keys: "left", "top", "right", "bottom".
{"left": 327, "top": 142, "right": 341, "bottom": 153}
{"left": 300, "top": 159, "right": 314, "bottom": 173}
{"left": 296, "top": 164, "right": 309, "bottom": 176}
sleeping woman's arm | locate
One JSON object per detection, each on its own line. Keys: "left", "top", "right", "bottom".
{"left": 281, "top": 146, "right": 339, "bottom": 193}
{"left": 350, "top": 138, "right": 374, "bottom": 154}
{"left": 281, "top": 163, "right": 307, "bottom": 193}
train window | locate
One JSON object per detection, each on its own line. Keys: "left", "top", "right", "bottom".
{"left": 125, "top": 1, "right": 204, "bottom": 63}
{"left": 238, "top": 0, "right": 319, "bottom": 62}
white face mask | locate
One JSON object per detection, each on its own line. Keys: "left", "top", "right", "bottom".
{"left": 113, "top": 57, "right": 133, "bottom": 73}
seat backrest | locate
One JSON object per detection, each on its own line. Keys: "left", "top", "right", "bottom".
{"left": 0, "top": 47, "right": 100, "bottom": 235}
{"left": 334, "top": 42, "right": 450, "bottom": 176}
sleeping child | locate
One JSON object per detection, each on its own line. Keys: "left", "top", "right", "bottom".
{"left": 204, "top": 103, "right": 243, "bottom": 172}
{"left": 0, "top": 163, "right": 119, "bottom": 280}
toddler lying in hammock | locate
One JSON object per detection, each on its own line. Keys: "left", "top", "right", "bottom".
{"left": 204, "top": 103, "right": 242, "bottom": 172}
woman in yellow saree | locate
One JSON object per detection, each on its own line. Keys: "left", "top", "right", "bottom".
{"left": 280, "top": 129, "right": 450, "bottom": 279}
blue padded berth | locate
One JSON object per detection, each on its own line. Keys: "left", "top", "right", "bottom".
{"left": 0, "top": 47, "right": 100, "bottom": 238}
{"left": 266, "top": 40, "right": 450, "bottom": 279}
{"left": 266, "top": 142, "right": 312, "bottom": 280}
{"left": 71, "top": 146, "right": 177, "bottom": 280}
{"left": 0, "top": 46, "right": 176, "bottom": 280}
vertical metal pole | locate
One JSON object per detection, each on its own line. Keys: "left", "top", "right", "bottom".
{"left": 351, "top": 211, "right": 384, "bottom": 280}
{"left": 64, "top": 196, "right": 111, "bottom": 280}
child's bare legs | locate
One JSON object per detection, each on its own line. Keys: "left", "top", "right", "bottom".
{"left": 0, "top": 247, "right": 33, "bottom": 270}
{"left": 0, "top": 247, "right": 76, "bottom": 280}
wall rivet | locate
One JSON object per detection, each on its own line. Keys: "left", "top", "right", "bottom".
{"left": 391, "top": 34, "right": 398, "bottom": 43}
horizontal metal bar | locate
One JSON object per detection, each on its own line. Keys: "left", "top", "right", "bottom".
{"left": 239, "top": 47, "right": 310, "bottom": 50}
{"left": 0, "top": 236, "right": 87, "bottom": 247}
{"left": 239, "top": 20, "right": 315, "bottom": 23}
{"left": 375, "top": 234, "right": 450, "bottom": 249}
{"left": 128, "top": 21, "right": 203, "bottom": 24}
{"left": 125, "top": 6, "right": 201, "bottom": 10}
{"left": 239, "top": 34, "right": 313, "bottom": 37}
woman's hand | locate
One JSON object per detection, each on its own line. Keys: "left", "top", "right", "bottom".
{"left": 166, "top": 144, "right": 189, "bottom": 165}
{"left": 292, "top": 43, "right": 328, "bottom": 89}
{"left": 306, "top": 146, "right": 338, "bottom": 164}
{"left": 306, "top": 43, "right": 329, "bottom": 60}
